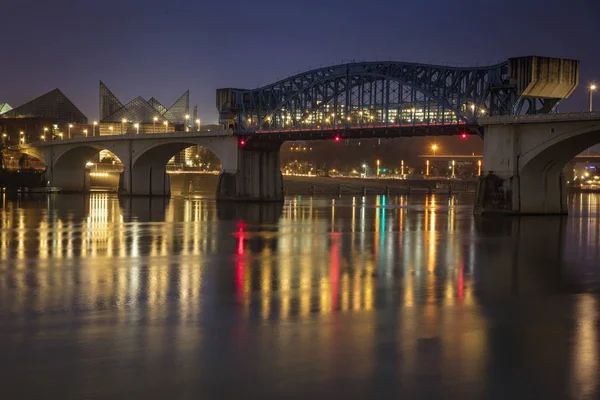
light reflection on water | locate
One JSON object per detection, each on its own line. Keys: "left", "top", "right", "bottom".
{"left": 1, "top": 191, "right": 600, "bottom": 398}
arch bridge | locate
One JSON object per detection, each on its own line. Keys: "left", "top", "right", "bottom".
{"left": 19, "top": 56, "right": 587, "bottom": 212}
{"left": 217, "top": 56, "right": 578, "bottom": 140}
{"left": 20, "top": 131, "right": 283, "bottom": 201}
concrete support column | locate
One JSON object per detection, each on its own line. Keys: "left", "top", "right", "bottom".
{"left": 119, "top": 164, "right": 170, "bottom": 196}
{"left": 475, "top": 124, "right": 568, "bottom": 215}
{"left": 217, "top": 140, "right": 283, "bottom": 202}
{"left": 49, "top": 164, "right": 91, "bottom": 192}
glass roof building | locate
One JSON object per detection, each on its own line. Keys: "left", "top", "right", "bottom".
{"left": 1, "top": 89, "right": 87, "bottom": 124}
{"left": 99, "top": 81, "right": 189, "bottom": 124}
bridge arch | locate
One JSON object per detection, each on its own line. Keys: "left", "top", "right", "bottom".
{"left": 41, "top": 143, "right": 129, "bottom": 192}
{"left": 120, "top": 137, "right": 239, "bottom": 196}
{"left": 478, "top": 114, "right": 600, "bottom": 215}
{"left": 518, "top": 127, "right": 600, "bottom": 213}
{"left": 223, "top": 61, "right": 512, "bottom": 133}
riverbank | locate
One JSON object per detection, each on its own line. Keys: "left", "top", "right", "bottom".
{"left": 166, "top": 173, "right": 478, "bottom": 196}
{"left": 0, "top": 169, "right": 45, "bottom": 189}
{"left": 282, "top": 175, "right": 478, "bottom": 195}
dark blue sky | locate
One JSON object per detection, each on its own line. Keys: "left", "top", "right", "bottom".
{"left": 1, "top": 0, "right": 598, "bottom": 123}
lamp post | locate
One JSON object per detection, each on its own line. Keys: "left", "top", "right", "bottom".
{"left": 196, "top": 118, "right": 201, "bottom": 131}
{"left": 164, "top": 121, "right": 168, "bottom": 133}
{"left": 83, "top": 129, "right": 88, "bottom": 137}
{"left": 376, "top": 159, "right": 380, "bottom": 178}
{"left": 362, "top": 163, "right": 367, "bottom": 178}
{"left": 93, "top": 121, "right": 97, "bottom": 136}
{"left": 451, "top": 160, "right": 455, "bottom": 178}
{"left": 477, "top": 160, "right": 482, "bottom": 176}
{"left": 121, "top": 118, "right": 127, "bottom": 135}
{"left": 153, "top": 116, "right": 158, "bottom": 133}
{"left": 401, "top": 159, "right": 405, "bottom": 176}
{"left": 590, "top": 85, "right": 597, "bottom": 112}
{"left": 134, "top": 123, "right": 139, "bottom": 134}
{"left": 108, "top": 126, "right": 113, "bottom": 135}
{"left": 185, "top": 114, "right": 190, "bottom": 132}
{"left": 431, "top": 144, "right": 438, "bottom": 156}
{"left": 20, "top": 131, "right": 25, "bottom": 144}
{"left": 426, "top": 160, "right": 430, "bottom": 176}
{"left": 68, "top": 124, "right": 73, "bottom": 138}
{"left": 43, "top": 127, "right": 48, "bottom": 140}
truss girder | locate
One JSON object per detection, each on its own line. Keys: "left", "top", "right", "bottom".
{"left": 229, "top": 61, "right": 525, "bottom": 133}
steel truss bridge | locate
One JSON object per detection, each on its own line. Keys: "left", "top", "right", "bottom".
{"left": 217, "top": 56, "right": 578, "bottom": 139}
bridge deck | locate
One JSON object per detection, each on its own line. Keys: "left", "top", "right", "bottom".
{"left": 481, "top": 111, "right": 600, "bottom": 125}
{"left": 25, "top": 130, "right": 233, "bottom": 146}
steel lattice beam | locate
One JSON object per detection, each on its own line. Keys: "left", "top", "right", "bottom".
{"left": 217, "top": 59, "right": 573, "bottom": 135}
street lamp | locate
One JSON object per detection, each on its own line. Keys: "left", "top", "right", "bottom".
{"left": 93, "top": 121, "right": 98, "bottom": 136}
{"left": 185, "top": 114, "right": 190, "bottom": 132}
{"left": 134, "top": 123, "right": 139, "bottom": 134}
{"left": 43, "top": 127, "right": 48, "bottom": 139}
{"left": 108, "top": 126, "right": 114, "bottom": 135}
{"left": 431, "top": 144, "right": 438, "bottom": 156}
{"left": 83, "top": 129, "right": 88, "bottom": 137}
{"left": 121, "top": 118, "right": 127, "bottom": 135}
{"left": 590, "top": 84, "right": 597, "bottom": 112}
{"left": 196, "top": 118, "right": 201, "bottom": 131}
{"left": 40, "top": 134, "right": 45, "bottom": 141}
{"left": 20, "top": 131, "right": 25, "bottom": 145}
{"left": 153, "top": 116, "right": 158, "bottom": 133}
{"left": 376, "top": 159, "right": 380, "bottom": 178}
{"left": 68, "top": 124, "right": 73, "bottom": 138}
{"left": 164, "top": 121, "right": 168, "bottom": 133}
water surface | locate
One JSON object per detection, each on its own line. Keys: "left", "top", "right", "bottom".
{"left": 1, "top": 191, "right": 600, "bottom": 399}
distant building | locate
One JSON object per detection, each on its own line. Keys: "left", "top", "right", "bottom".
{"left": 0, "top": 89, "right": 87, "bottom": 145}
{"left": 0, "top": 103, "right": 11, "bottom": 115}
{"left": 97, "top": 82, "right": 194, "bottom": 164}
{"left": 2, "top": 88, "right": 87, "bottom": 124}
{"left": 98, "top": 81, "right": 189, "bottom": 135}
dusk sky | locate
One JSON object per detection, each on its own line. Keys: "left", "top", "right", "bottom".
{"left": 1, "top": 0, "right": 598, "bottom": 123}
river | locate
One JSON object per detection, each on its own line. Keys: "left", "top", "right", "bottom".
{"left": 1, "top": 188, "right": 600, "bottom": 399}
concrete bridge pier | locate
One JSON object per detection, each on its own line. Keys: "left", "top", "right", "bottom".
{"left": 118, "top": 165, "right": 171, "bottom": 196}
{"left": 474, "top": 116, "right": 600, "bottom": 215}
{"left": 217, "top": 140, "right": 283, "bottom": 202}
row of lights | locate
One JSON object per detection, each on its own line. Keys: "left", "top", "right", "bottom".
{"left": 256, "top": 104, "right": 486, "bottom": 126}
{"left": 31, "top": 115, "right": 203, "bottom": 142}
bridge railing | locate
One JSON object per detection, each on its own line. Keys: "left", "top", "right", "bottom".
{"left": 481, "top": 111, "right": 600, "bottom": 125}
{"left": 22, "top": 129, "right": 234, "bottom": 146}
